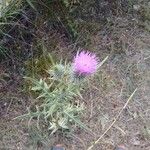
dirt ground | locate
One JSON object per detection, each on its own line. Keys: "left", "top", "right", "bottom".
{"left": 0, "top": 6, "right": 150, "bottom": 150}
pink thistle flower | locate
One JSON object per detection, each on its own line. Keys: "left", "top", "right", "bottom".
{"left": 73, "top": 51, "right": 99, "bottom": 76}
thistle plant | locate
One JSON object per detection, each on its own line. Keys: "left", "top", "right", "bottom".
{"left": 19, "top": 51, "right": 99, "bottom": 134}
{"left": 73, "top": 51, "right": 98, "bottom": 76}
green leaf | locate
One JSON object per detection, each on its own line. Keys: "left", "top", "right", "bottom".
{"left": 36, "top": 93, "right": 47, "bottom": 99}
{"left": 58, "top": 118, "right": 69, "bottom": 129}
{"left": 45, "top": 103, "right": 58, "bottom": 118}
{"left": 31, "top": 86, "right": 42, "bottom": 91}
{"left": 25, "top": 77, "right": 52, "bottom": 98}
{"left": 64, "top": 111, "right": 92, "bottom": 133}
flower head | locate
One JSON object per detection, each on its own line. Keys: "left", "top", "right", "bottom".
{"left": 73, "top": 51, "right": 98, "bottom": 76}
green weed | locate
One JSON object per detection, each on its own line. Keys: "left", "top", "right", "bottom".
{"left": 16, "top": 57, "right": 91, "bottom": 134}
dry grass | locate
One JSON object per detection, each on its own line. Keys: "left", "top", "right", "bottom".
{"left": 0, "top": 1, "right": 150, "bottom": 150}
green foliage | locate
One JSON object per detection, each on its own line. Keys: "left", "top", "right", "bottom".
{"left": 0, "top": 0, "right": 21, "bottom": 27}
{"left": 0, "top": 0, "right": 22, "bottom": 58}
{"left": 46, "top": 0, "right": 80, "bottom": 41}
{"left": 18, "top": 59, "right": 90, "bottom": 134}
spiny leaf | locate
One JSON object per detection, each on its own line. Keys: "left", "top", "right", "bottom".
{"left": 64, "top": 111, "right": 92, "bottom": 133}
{"left": 58, "top": 118, "right": 69, "bottom": 129}
{"left": 45, "top": 103, "right": 58, "bottom": 119}
{"left": 36, "top": 92, "right": 47, "bottom": 99}
{"left": 25, "top": 77, "right": 52, "bottom": 98}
